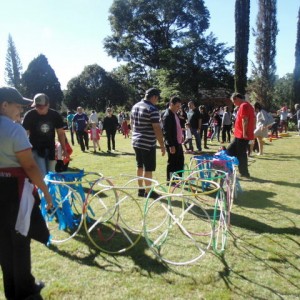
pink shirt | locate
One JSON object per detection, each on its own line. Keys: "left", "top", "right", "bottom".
{"left": 175, "top": 113, "right": 183, "bottom": 144}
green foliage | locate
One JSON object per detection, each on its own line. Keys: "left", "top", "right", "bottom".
{"left": 234, "top": 0, "right": 250, "bottom": 94}
{"left": 104, "top": 0, "right": 234, "bottom": 99}
{"left": 293, "top": 7, "right": 300, "bottom": 105}
{"left": 5, "top": 34, "right": 22, "bottom": 90}
{"left": 65, "top": 64, "right": 128, "bottom": 112}
{"left": 105, "top": 0, "right": 210, "bottom": 69}
{"left": 273, "top": 73, "right": 294, "bottom": 109}
{"left": 22, "top": 54, "right": 63, "bottom": 109}
{"left": 251, "top": 0, "right": 278, "bottom": 109}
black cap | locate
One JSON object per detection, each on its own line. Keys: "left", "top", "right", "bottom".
{"left": 0, "top": 87, "right": 33, "bottom": 106}
{"left": 145, "top": 88, "right": 160, "bottom": 98}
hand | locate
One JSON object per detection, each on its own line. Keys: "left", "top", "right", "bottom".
{"left": 45, "top": 194, "right": 53, "bottom": 211}
{"left": 169, "top": 146, "right": 176, "bottom": 154}
{"left": 161, "top": 146, "right": 166, "bottom": 156}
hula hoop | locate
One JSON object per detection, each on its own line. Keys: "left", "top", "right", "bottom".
{"left": 83, "top": 181, "right": 143, "bottom": 254}
{"left": 41, "top": 171, "right": 103, "bottom": 244}
{"left": 144, "top": 194, "right": 212, "bottom": 265}
{"left": 212, "top": 188, "right": 228, "bottom": 255}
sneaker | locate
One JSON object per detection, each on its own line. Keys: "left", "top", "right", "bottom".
{"left": 34, "top": 281, "right": 45, "bottom": 294}
{"left": 204, "top": 146, "right": 209, "bottom": 149}
{"left": 239, "top": 173, "right": 250, "bottom": 179}
{"left": 138, "top": 189, "right": 145, "bottom": 197}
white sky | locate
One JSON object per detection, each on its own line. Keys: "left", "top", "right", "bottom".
{"left": 0, "top": 0, "right": 299, "bottom": 89}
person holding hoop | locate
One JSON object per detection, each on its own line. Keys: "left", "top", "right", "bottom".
{"left": 0, "top": 87, "right": 53, "bottom": 299}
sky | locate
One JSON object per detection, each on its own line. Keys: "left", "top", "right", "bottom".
{"left": 0, "top": 0, "right": 299, "bottom": 90}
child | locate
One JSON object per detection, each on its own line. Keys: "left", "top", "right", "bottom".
{"left": 55, "top": 134, "right": 73, "bottom": 172}
{"left": 121, "top": 119, "right": 130, "bottom": 138}
{"left": 183, "top": 122, "right": 193, "bottom": 153}
{"left": 270, "top": 116, "right": 279, "bottom": 138}
{"left": 90, "top": 122, "right": 101, "bottom": 153}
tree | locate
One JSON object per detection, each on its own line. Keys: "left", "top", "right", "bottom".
{"left": 251, "top": 0, "right": 278, "bottom": 109}
{"left": 64, "top": 76, "right": 89, "bottom": 110}
{"left": 5, "top": 34, "right": 22, "bottom": 89}
{"left": 234, "top": 0, "right": 250, "bottom": 94}
{"left": 22, "top": 54, "right": 63, "bottom": 109}
{"left": 293, "top": 6, "right": 300, "bottom": 106}
{"left": 65, "top": 64, "right": 128, "bottom": 111}
{"left": 104, "top": 0, "right": 234, "bottom": 100}
{"left": 273, "top": 74, "right": 294, "bottom": 110}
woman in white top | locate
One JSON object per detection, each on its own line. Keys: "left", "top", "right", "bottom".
{"left": 254, "top": 102, "right": 269, "bottom": 155}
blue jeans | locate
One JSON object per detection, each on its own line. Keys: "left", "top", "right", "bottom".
{"left": 190, "top": 128, "right": 201, "bottom": 151}
{"left": 32, "top": 150, "right": 56, "bottom": 177}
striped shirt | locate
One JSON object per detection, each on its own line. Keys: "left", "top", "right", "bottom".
{"left": 131, "top": 99, "right": 160, "bottom": 150}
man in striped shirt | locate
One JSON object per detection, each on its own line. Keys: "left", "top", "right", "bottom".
{"left": 131, "top": 88, "right": 165, "bottom": 198}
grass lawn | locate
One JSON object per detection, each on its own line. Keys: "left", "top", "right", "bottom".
{"left": 1, "top": 131, "right": 299, "bottom": 299}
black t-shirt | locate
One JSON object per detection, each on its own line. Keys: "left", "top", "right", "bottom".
{"left": 189, "top": 109, "right": 201, "bottom": 129}
{"left": 103, "top": 115, "right": 119, "bottom": 132}
{"left": 23, "top": 109, "right": 64, "bottom": 157}
{"left": 200, "top": 112, "right": 210, "bottom": 125}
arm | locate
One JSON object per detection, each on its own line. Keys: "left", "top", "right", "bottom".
{"left": 16, "top": 149, "right": 53, "bottom": 210}
{"left": 242, "top": 116, "right": 249, "bottom": 139}
{"left": 197, "top": 118, "right": 202, "bottom": 133}
{"left": 163, "top": 113, "right": 177, "bottom": 154}
{"left": 152, "top": 123, "right": 166, "bottom": 156}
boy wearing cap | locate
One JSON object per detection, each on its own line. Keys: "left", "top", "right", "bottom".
{"left": 22, "top": 93, "right": 67, "bottom": 176}
{"left": 131, "top": 87, "right": 165, "bottom": 198}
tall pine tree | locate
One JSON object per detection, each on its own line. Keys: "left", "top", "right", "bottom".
{"left": 5, "top": 34, "right": 22, "bottom": 89}
{"left": 22, "top": 54, "right": 63, "bottom": 109}
{"left": 293, "top": 7, "right": 300, "bottom": 106}
{"left": 251, "top": 0, "right": 278, "bottom": 109}
{"left": 234, "top": 0, "right": 250, "bottom": 94}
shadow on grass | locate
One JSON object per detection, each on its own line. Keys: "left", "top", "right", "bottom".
{"left": 48, "top": 224, "right": 170, "bottom": 276}
{"left": 216, "top": 230, "right": 300, "bottom": 299}
{"left": 234, "top": 188, "right": 300, "bottom": 215}
{"left": 230, "top": 212, "right": 300, "bottom": 235}
{"left": 256, "top": 154, "right": 300, "bottom": 161}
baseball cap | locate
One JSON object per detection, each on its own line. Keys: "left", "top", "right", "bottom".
{"left": 145, "top": 88, "right": 160, "bottom": 98}
{"left": 32, "top": 93, "right": 49, "bottom": 107}
{"left": 0, "top": 87, "right": 33, "bottom": 106}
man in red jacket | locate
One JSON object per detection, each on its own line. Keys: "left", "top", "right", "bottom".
{"left": 227, "top": 93, "right": 255, "bottom": 178}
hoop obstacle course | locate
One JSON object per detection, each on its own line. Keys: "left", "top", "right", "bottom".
{"left": 39, "top": 153, "right": 239, "bottom": 266}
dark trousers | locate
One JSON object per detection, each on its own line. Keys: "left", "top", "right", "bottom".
{"left": 200, "top": 125, "right": 208, "bottom": 147}
{"left": 222, "top": 125, "right": 232, "bottom": 143}
{"left": 0, "top": 177, "right": 36, "bottom": 300}
{"left": 106, "top": 130, "right": 116, "bottom": 151}
{"left": 227, "top": 138, "right": 250, "bottom": 176}
{"left": 166, "top": 144, "right": 184, "bottom": 181}
{"left": 77, "top": 130, "right": 89, "bottom": 151}
{"left": 190, "top": 128, "right": 201, "bottom": 151}
{"left": 69, "top": 127, "right": 75, "bottom": 146}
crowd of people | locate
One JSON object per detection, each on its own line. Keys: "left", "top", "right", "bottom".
{"left": 1, "top": 85, "right": 300, "bottom": 299}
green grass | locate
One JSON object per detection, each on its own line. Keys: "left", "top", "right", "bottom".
{"left": 1, "top": 132, "right": 300, "bottom": 299}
